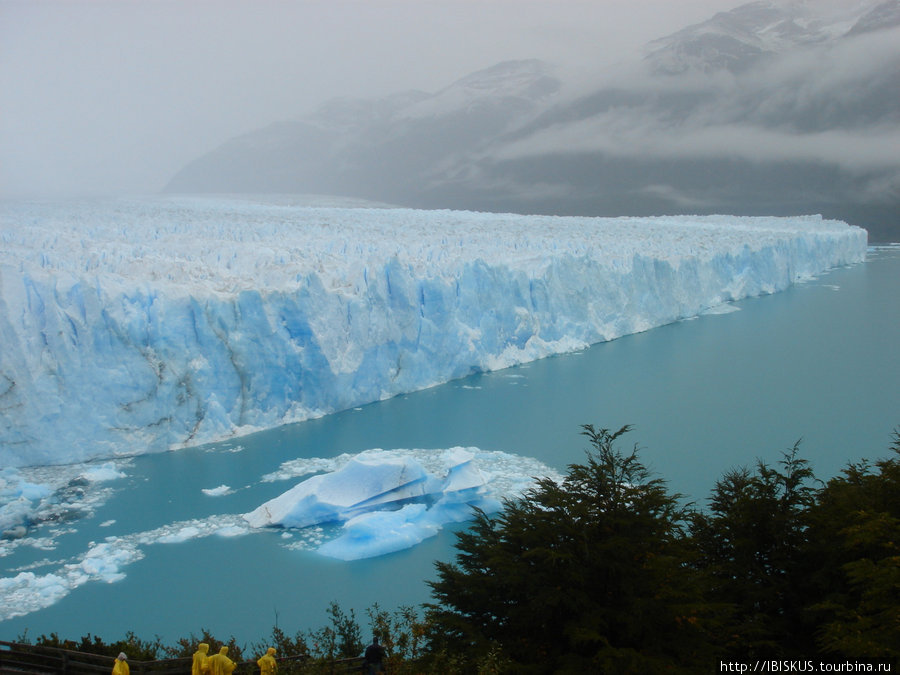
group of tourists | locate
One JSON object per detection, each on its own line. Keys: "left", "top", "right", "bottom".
{"left": 190, "top": 643, "right": 275, "bottom": 675}
{"left": 109, "top": 643, "right": 274, "bottom": 675}
{"left": 111, "top": 636, "right": 386, "bottom": 675}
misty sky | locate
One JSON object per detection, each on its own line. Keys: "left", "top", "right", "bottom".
{"left": 0, "top": 0, "right": 743, "bottom": 198}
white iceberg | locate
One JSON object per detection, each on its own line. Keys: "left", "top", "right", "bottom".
{"left": 244, "top": 447, "right": 537, "bottom": 560}
{"left": 244, "top": 449, "right": 479, "bottom": 529}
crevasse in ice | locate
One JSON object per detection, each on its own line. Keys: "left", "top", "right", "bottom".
{"left": 0, "top": 196, "right": 868, "bottom": 468}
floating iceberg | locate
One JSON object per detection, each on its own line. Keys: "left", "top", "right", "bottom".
{"left": 245, "top": 454, "right": 433, "bottom": 529}
{"left": 244, "top": 448, "right": 507, "bottom": 560}
{"left": 201, "top": 485, "right": 232, "bottom": 497}
{"left": 0, "top": 196, "right": 868, "bottom": 468}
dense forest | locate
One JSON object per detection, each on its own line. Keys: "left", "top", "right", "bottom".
{"left": 18, "top": 424, "right": 900, "bottom": 673}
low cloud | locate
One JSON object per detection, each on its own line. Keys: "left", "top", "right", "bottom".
{"left": 493, "top": 24, "right": 900, "bottom": 177}
{"left": 497, "top": 112, "right": 899, "bottom": 170}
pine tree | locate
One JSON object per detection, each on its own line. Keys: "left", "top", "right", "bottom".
{"left": 805, "top": 429, "right": 900, "bottom": 663}
{"left": 426, "top": 425, "right": 717, "bottom": 673}
{"left": 690, "top": 442, "right": 817, "bottom": 658}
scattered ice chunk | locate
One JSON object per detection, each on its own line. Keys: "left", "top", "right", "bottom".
{"left": 12, "top": 481, "right": 52, "bottom": 501}
{"left": 158, "top": 526, "right": 202, "bottom": 544}
{"left": 214, "top": 525, "right": 247, "bottom": 537}
{"left": 202, "top": 485, "right": 232, "bottom": 497}
{"left": 77, "top": 540, "right": 137, "bottom": 583}
{"left": 1, "top": 525, "right": 27, "bottom": 540}
{"left": 1, "top": 497, "right": 37, "bottom": 535}
{"left": 0, "top": 446, "right": 558, "bottom": 619}
{"left": 0, "top": 461, "right": 129, "bottom": 537}
{"left": 80, "top": 463, "right": 126, "bottom": 482}
{"left": 0, "top": 513, "right": 249, "bottom": 620}
{"left": 0, "top": 572, "right": 70, "bottom": 614}
{"left": 701, "top": 303, "right": 741, "bottom": 315}
{"left": 261, "top": 457, "right": 345, "bottom": 483}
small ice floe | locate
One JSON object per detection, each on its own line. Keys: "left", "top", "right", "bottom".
{"left": 0, "top": 513, "right": 253, "bottom": 622}
{"left": 0, "top": 461, "right": 129, "bottom": 545}
{"left": 80, "top": 462, "right": 126, "bottom": 482}
{"left": 157, "top": 526, "right": 202, "bottom": 544}
{"left": 701, "top": 303, "right": 741, "bottom": 315}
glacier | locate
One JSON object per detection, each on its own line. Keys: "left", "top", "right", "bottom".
{"left": 0, "top": 195, "right": 867, "bottom": 468}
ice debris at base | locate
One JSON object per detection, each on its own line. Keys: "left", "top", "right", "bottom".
{"left": 0, "top": 513, "right": 248, "bottom": 621}
{"left": 244, "top": 448, "right": 536, "bottom": 561}
{"left": 0, "top": 461, "right": 130, "bottom": 537}
{"left": 0, "top": 195, "right": 868, "bottom": 468}
{"left": 0, "top": 446, "right": 559, "bottom": 620}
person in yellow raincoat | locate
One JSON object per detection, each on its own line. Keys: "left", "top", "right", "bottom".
{"left": 192, "top": 643, "right": 210, "bottom": 675}
{"left": 112, "top": 652, "right": 129, "bottom": 675}
{"left": 257, "top": 647, "right": 277, "bottom": 674}
{"left": 207, "top": 646, "right": 236, "bottom": 675}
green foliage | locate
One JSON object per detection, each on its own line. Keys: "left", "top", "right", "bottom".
{"left": 426, "top": 424, "right": 717, "bottom": 672}
{"left": 305, "top": 601, "right": 364, "bottom": 660}
{"left": 250, "top": 623, "right": 310, "bottom": 659}
{"left": 806, "top": 428, "right": 900, "bottom": 662}
{"left": 24, "top": 630, "right": 165, "bottom": 661}
{"left": 165, "top": 628, "right": 245, "bottom": 661}
{"left": 691, "top": 441, "right": 819, "bottom": 657}
{"left": 365, "top": 603, "right": 428, "bottom": 670}
{"left": 247, "top": 623, "right": 310, "bottom": 674}
{"left": 12, "top": 424, "right": 900, "bottom": 670}
{"left": 425, "top": 641, "right": 511, "bottom": 675}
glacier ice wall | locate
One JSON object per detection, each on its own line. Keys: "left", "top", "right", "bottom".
{"left": 0, "top": 196, "right": 867, "bottom": 467}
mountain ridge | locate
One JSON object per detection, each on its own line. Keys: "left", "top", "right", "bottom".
{"left": 165, "top": 1, "right": 900, "bottom": 241}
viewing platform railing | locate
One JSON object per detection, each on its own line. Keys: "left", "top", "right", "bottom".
{"left": 0, "top": 641, "right": 367, "bottom": 674}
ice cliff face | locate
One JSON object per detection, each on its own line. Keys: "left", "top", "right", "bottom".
{"left": 0, "top": 196, "right": 867, "bottom": 468}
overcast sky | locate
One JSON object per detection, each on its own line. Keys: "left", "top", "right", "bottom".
{"left": 0, "top": 0, "right": 747, "bottom": 198}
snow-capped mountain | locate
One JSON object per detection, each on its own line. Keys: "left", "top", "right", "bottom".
{"left": 643, "top": 0, "right": 896, "bottom": 74}
{"left": 166, "top": 59, "right": 560, "bottom": 201}
{"left": 165, "top": 1, "right": 900, "bottom": 241}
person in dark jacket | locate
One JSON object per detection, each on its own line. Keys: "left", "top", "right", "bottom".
{"left": 363, "top": 636, "right": 385, "bottom": 674}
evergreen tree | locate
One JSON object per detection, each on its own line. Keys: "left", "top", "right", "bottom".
{"left": 690, "top": 442, "right": 817, "bottom": 658}
{"left": 427, "top": 425, "right": 717, "bottom": 673}
{"left": 306, "top": 602, "right": 364, "bottom": 660}
{"left": 805, "top": 429, "right": 900, "bottom": 663}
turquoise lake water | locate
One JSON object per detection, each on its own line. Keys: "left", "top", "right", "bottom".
{"left": 1, "top": 246, "right": 898, "bottom": 647}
